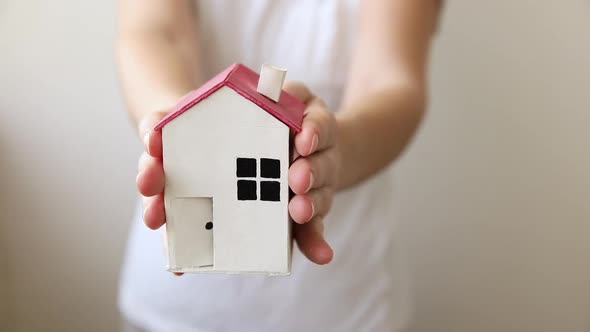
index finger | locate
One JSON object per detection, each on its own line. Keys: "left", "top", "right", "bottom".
{"left": 295, "top": 98, "right": 336, "bottom": 157}
{"left": 138, "top": 111, "right": 168, "bottom": 158}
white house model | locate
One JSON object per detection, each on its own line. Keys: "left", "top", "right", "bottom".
{"left": 154, "top": 63, "right": 305, "bottom": 275}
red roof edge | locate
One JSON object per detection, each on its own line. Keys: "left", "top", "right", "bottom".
{"left": 226, "top": 81, "right": 302, "bottom": 132}
{"left": 154, "top": 64, "right": 239, "bottom": 131}
{"left": 154, "top": 63, "right": 305, "bottom": 132}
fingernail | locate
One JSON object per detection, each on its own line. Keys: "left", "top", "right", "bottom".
{"left": 144, "top": 132, "right": 151, "bottom": 154}
{"left": 309, "top": 134, "right": 319, "bottom": 155}
{"left": 308, "top": 199, "right": 315, "bottom": 222}
{"left": 306, "top": 173, "right": 314, "bottom": 193}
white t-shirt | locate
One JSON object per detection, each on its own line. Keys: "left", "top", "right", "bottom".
{"left": 118, "top": 1, "right": 412, "bottom": 331}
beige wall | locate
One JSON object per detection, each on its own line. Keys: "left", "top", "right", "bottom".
{"left": 398, "top": 2, "right": 590, "bottom": 331}
{"left": 0, "top": 1, "right": 137, "bottom": 331}
{"left": 0, "top": 1, "right": 588, "bottom": 332}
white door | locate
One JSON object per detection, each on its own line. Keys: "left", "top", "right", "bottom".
{"left": 169, "top": 197, "right": 214, "bottom": 268}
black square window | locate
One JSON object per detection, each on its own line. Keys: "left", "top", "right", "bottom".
{"left": 261, "top": 158, "right": 280, "bottom": 179}
{"left": 237, "top": 180, "right": 257, "bottom": 200}
{"left": 260, "top": 181, "right": 280, "bottom": 202}
{"left": 236, "top": 158, "right": 257, "bottom": 177}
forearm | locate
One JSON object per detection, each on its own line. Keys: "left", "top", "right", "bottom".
{"left": 117, "top": 36, "right": 200, "bottom": 128}
{"left": 334, "top": 0, "right": 439, "bottom": 189}
{"left": 335, "top": 85, "right": 425, "bottom": 189}
{"left": 116, "top": 0, "right": 201, "bottom": 131}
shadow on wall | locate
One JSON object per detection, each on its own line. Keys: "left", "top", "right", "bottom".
{"left": 0, "top": 133, "right": 14, "bottom": 330}
{"left": 0, "top": 235, "right": 10, "bottom": 331}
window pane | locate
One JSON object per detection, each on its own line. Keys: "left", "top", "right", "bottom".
{"left": 260, "top": 158, "right": 280, "bottom": 178}
{"left": 237, "top": 180, "right": 257, "bottom": 200}
{"left": 236, "top": 158, "right": 257, "bottom": 177}
{"left": 260, "top": 181, "right": 280, "bottom": 202}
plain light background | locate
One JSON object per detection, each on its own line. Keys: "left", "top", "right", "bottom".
{"left": 1, "top": 1, "right": 589, "bottom": 331}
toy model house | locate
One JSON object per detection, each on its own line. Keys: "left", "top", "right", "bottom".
{"left": 154, "top": 63, "right": 305, "bottom": 275}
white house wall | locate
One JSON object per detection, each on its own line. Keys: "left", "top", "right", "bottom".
{"left": 162, "top": 86, "right": 290, "bottom": 274}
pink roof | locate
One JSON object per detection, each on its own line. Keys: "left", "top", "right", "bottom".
{"left": 154, "top": 63, "right": 305, "bottom": 132}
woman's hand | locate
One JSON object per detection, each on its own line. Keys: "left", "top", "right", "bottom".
{"left": 136, "top": 81, "right": 339, "bottom": 266}
{"left": 137, "top": 111, "right": 168, "bottom": 231}
{"left": 283, "top": 81, "right": 339, "bottom": 265}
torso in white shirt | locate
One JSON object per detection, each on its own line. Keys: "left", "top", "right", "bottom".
{"left": 118, "top": 1, "right": 412, "bottom": 331}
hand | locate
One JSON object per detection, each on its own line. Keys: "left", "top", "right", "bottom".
{"left": 283, "top": 81, "right": 339, "bottom": 265}
{"left": 135, "top": 112, "right": 188, "bottom": 276}
{"left": 136, "top": 81, "right": 338, "bottom": 267}
{"left": 137, "top": 111, "right": 185, "bottom": 276}
{"left": 137, "top": 111, "right": 168, "bottom": 231}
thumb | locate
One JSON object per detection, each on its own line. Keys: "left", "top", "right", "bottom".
{"left": 282, "top": 81, "right": 314, "bottom": 104}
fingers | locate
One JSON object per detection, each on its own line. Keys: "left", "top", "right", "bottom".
{"left": 137, "top": 112, "right": 168, "bottom": 231}
{"left": 275, "top": 81, "right": 335, "bottom": 265}
{"left": 294, "top": 218, "right": 333, "bottom": 265}
{"left": 283, "top": 80, "right": 336, "bottom": 157}
{"left": 138, "top": 111, "right": 168, "bottom": 158}
{"left": 138, "top": 111, "right": 169, "bottom": 137}
{"left": 288, "top": 150, "right": 336, "bottom": 195}
{"left": 295, "top": 100, "right": 337, "bottom": 157}
{"left": 289, "top": 188, "right": 333, "bottom": 224}
{"left": 289, "top": 149, "right": 336, "bottom": 225}
{"left": 138, "top": 112, "right": 169, "bottom": 234}
{"left": 142, "top": 193, "right": 165, "bottom": 230}
{"left": 137, "top": 152, "right": 165, "bottom": 197}
{"left": 144, "top": 130, "right": 163, "bottom": 159}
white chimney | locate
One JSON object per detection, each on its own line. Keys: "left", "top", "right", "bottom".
{"left": 257, "top": 64, "right": 287, "bottom": 102}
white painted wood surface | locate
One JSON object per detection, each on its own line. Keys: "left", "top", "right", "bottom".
{"left": 257, "top": 64, "right": 287, "bottom": 102}
{"left": 168, "top": 197, "right": 214, "bottom": 269}
{"left": 162, "top": 86, "right": 291, "bottom": 274}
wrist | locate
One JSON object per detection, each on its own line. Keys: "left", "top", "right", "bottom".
{"left": 333, "top": 113, "right": 358, "bottom": 190}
